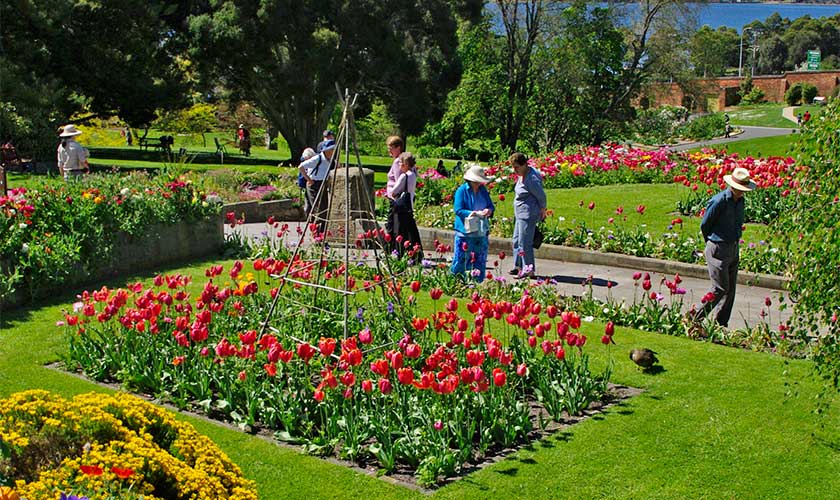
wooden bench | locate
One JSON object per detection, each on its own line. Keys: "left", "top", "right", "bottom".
{"left": 138, "top": 136, "right": 174, "bottom": 152}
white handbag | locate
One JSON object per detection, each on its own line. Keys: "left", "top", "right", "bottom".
{"left": 464, "top": 214, "right": 489, "bottom": 236}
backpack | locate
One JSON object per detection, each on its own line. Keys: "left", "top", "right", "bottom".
{"left": 297, "top": 155, "right": 323, "bottom": 188}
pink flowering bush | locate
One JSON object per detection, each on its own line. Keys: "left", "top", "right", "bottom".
{"left": 0, "top": 172, "right": 220, "bottom": 303}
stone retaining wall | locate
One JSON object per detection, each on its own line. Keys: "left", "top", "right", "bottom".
{"left": 1, "top": 217, "right": 224, "bottom": 310}
{"left": 224, "top": 199, "right": 304, "bottom": 224}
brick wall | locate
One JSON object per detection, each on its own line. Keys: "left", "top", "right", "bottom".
{"left": 641, "top": 71, "right": 840, "bottom": 112}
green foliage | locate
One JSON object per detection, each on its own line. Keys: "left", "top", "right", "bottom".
{"left": 0, "top": 173, "right": 220, "bottom": 302}
{"left": 785, "top": 84, "right": 803, "bottom": 106}
{"left": 632, "top": 106, "right": 690, "bottom": 144}
{"left": 677, "top": 113, "right": 726, "bottom": 141}
{"left": 154, "top": 104, "right": 218, "bottom": 135}
{"left": 785, "top": 83, "right": 817, "bottom": 106}
{"left": 781, "top": 97, "right": 840, "bottom": 395}
{"left": 187, "top": 0, "right": 468, "bottom": 157}
{"left": 801, "top": 83, "right": 819, "bottom": 104}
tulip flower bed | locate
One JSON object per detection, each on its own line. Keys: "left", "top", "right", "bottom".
{"left": 0, "top": 172, "right": 221, "bottom": 304}
{"left": 60, "top": 259, "right": 616, "bottom": 486}
{"left": 410, "top": 146, "right": 800, "bottom": 277}
{"left": 0, "top": 390, "right": 257, "bottom": 500}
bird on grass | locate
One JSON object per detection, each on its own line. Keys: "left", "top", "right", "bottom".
{"left": 629, "top": 348, "right": 659, "bottom": 370}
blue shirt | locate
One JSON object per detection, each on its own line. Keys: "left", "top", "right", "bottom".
{"left": 514, "top": 167, "right": 547, "bottom": 222}
{"left": 452, "top": 183, "right": 494, "bottom": 235}
{"left": 700, "top": 189, "right": 744, "bottom": 243}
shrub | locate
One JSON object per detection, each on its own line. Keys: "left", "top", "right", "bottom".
{"left": 677, "top": 113, "right": 726, "bottom": 141}
{"left": 801, "top": 83, "right": 818, "bottom": 104}
{"left": 740, "top": 87, "right": 766, "bottom": 105}
{"left": 0, "top": 390, "right": 257, "bottom": 500}
{"left": 785, "top": 84, "right": 803, "bottom": 106}
{"left": 0, "top": 173, "right": 221, "bottom": 302}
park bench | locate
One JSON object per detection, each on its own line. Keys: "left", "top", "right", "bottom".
{"left": 138, "top": 136, "right": 174, "bottom": 153}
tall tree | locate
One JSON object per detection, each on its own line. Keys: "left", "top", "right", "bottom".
{"left": 187, "top": 0, "right": 474, "bottom": 158}
{"left": 1, "top": 0, "right": 190, "bottom": 129}
{"left": 495, "top": 0, "right": 543, "bottom": 152}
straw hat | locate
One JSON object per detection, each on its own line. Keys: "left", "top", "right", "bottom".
{"left": 463, "top": 163, "right": 491, "bottom": 184}
{"left": 724, "top": 167, "right": 756, "bottom": 192}
{"left": 59, "top": 124, "right": 83, "bottom": 137}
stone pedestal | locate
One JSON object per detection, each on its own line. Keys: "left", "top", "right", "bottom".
{"left": 326, "top": 167, "right": 378, "bottom": 241}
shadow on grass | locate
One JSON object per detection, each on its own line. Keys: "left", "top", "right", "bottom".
{"left": 642, "top": 365, "right": 667, "bottom": 375}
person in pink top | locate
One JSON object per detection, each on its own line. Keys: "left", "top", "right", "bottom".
{"left": 384, "top": 135, "right": 404, "bottom": 237}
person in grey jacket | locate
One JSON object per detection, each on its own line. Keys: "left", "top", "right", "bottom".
{"left": 509, "top": 152, "right": 547, "bottom": 279}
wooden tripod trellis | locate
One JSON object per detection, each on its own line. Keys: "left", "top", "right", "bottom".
{"left": 258, "top": 89, "right": 415, "bottom": 348}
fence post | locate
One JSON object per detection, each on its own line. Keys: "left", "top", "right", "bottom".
{"left": 0, "top": 165, "right": 7, "bottom": 196}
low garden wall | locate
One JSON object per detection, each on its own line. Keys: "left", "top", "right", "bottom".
{"left": 1, "top": 217, "right": 224, "bottom": 310}
{"left": 224, "top": 199, "right": 304, "bottom": 223}
{"left": 418, "top": 227, "right": 790, "bottom": 290}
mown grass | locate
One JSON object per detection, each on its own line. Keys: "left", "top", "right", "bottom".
{"left": 726, "top": 103, "right": 823, "bottom": 128}
{"left": 717, "top": 134, "right": 800, "bottom": 159}
{"left": 1, "top": 257, "right": 837, "bottom": 498}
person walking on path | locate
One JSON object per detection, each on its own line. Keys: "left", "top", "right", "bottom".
{"left": 450, "top": 164, "right": 495, "bottom": 283}
{"left": 237, "top": 125, "right": 251, "bottom": 156}
{"left": 386, "top": 152, "right": 423, "bottom": 258}
{"left": 509, "top": 152, "right": 547, "bottom": 279}
{"left": 690, "top": 167, "right": 756, "bottom": 327}
{"left": 57, "top": 124, "right": 89, "bottom": 180}
{"left": 299, "top": 139, "right": 336, "bottom": 234}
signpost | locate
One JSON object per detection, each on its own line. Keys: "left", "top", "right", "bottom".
{"left": 807, "top": 50, "right": 821, "bottom": 71}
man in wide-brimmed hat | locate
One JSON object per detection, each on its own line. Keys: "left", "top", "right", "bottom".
{"left": 691, "top": 167, "right": 757, "bottom": 327}
{"left": 57, "top": 124, "right": 90, "bottom": 180}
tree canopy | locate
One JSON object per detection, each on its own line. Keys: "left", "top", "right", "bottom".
{"left": 186, "top": 0, "right": 478, "bottom": 157}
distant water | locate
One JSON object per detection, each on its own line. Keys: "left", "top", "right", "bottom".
{"left": 489, "top": 3, "right": 840, "bottom": 31}
{"left": 693, "top": 3, "right": 840, "bottom": 29}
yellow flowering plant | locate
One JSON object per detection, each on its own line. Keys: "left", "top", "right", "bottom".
{"left": 0, "top": 390, "right": 256, "bottom": 500}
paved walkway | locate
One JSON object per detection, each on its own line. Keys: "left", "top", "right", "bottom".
{"left": 781, "top": 106, "right": 800, "bottom": 125}
{"left": 226, "top": 221, "right": 792, "bottom": 331}
{"left": 668, "top": 125, "right": 795, "bottom": 152}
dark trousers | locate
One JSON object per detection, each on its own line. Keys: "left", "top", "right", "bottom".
{"left": 697, "top": 240, "right": 739, "bottom": 327}
{"left": 389, "top": 206, "right": 423, "bottom": 258}
{"left": 306, "top": 180, "right": 328, "bottom": 233}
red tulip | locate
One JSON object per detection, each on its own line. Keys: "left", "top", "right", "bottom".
{"left": 397, "top": 367, "right": 415, "bottom": 385}
{"left": 318, "top": 337, "right": 336, "bottom": 357}
{"left": 546, "top": 305, "right": 558, "bottom": 318}
{"left": 378, "top": 378, "right": 393, "bottom": 395}
{"left": 358, "top": 328, "right": 372, "bottom": 344}
{"left": 313, "top": 389, "right": 325, "bottom": 402}
{"left": 80, "top": 465, "right": 103, "bottom": 476}
{"left": 410, "top": 280, "right": 421, "bottom": 293}
{"left": 447, "top": 298, "right": 459, "bottom": 312}
{"left": 361, "top": 379, "right": 373, "bottom": 393}
{"left": 605, "top": 321, "right": 615, "bottom": 336}
{"left": 430, "top": 288, "right": 443, "bottom": 300}
{"left": 111, "top": 466, "right": 134, "bottom": 479}
{"left": 405, "top": 343, "right": 422, "bottom": 359}
{"left": 492, "top": 368, "right": 507, "bottom": 387}
{"left": 264, "top": 363, "right": 277, "bottom": 377}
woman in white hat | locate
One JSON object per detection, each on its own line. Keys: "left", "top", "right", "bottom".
{"left": 690, "top": 167, "right": 757, "bottom": 328}
{"left": 450, "top": 163, "right": 495, "bottom": 282}
{"left": 56, "top": 124, "right": 90, "bottom": 180}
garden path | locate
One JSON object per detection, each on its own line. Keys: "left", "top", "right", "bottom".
{"left": 227, "top": 221, "right": 793, "bottom": 331}
{"left": 668, "top": 125, "right": 795, "bottom": 152}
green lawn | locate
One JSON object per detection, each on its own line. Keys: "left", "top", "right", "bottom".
{"left": 1, "top": 258, "right": 838, "bottom": 498}
{"left": 717, "top": 134, "right": 800, "bottom": 158}
{"left": 419, "top": 183, "right": 773, "bottom": 245}
{"left": 726, "top": 103, "right": 823, "bottom": 129}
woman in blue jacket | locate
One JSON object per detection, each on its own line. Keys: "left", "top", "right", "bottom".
{"left": 451, "top": 164, "right": 495, "bottom": 282}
